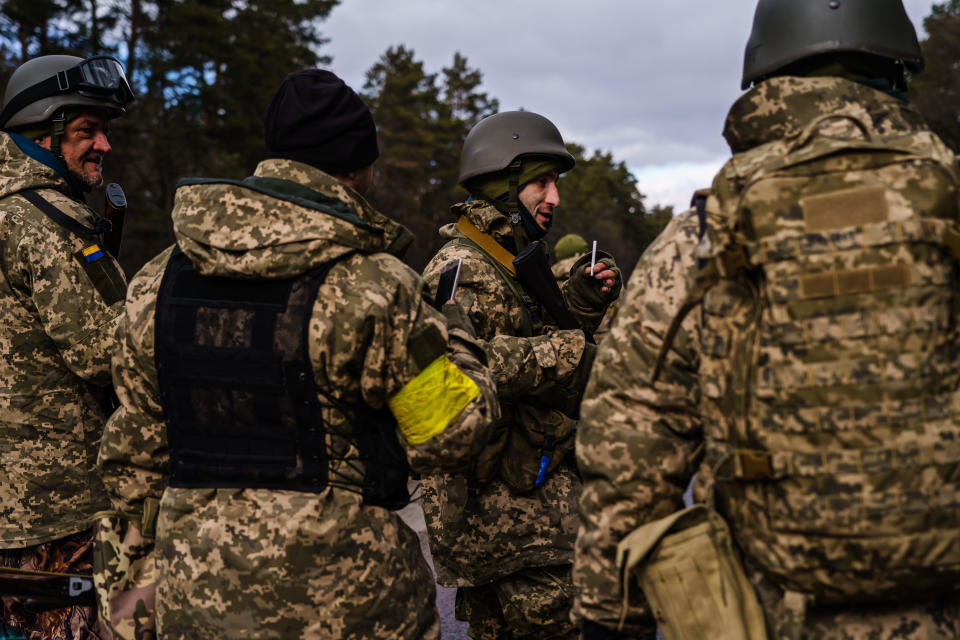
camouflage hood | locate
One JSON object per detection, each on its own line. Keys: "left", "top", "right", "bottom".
{"left": 172, "top": 159, "right": 413, "bottom": 279}
{"left": 722, "top": 76, "right": 929, "bottom": 154}
{"left": 439, "top": 199, "right": 518, "bottom": 252}
{"left": 0, "top": 132, "right": 71, "bottom": 200}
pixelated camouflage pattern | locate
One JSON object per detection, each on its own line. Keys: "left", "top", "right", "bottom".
{"left": 574, "top": 77, "right": 960, "bottom": 636}
{"left": 419, "top": 200, "right": 613, "bottom": 592}
{"left": 93, "top": 514, "right": 156, "bottom": 640}
{"left": 95, "top": 158, "right": 499, "bottom": 639}
{"left": 454, "top": 565, "right": 578, "bottom": 640}
{"left": 0, "top": 132, "right": 124, "bottom": 548}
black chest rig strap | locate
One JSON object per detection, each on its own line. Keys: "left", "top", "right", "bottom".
{"left": 154, "top": 247, "right": 410, "bottom": 508}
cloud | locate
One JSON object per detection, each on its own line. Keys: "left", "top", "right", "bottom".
{"left": 635, "top": 157, "right": 728, "bottom": 212}
{"left": 324, "top": 0, "right": 939, "bottom": 206}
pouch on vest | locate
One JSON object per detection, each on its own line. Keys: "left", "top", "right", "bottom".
{"left": 497, "top": 402, "right": 576, "bottom": 493}
{"left": 617, "top": 505, "right": 767, "bottom": 640}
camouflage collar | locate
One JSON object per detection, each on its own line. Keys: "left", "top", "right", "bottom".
{"left": 723, "top": 76, "right": 928, "bottom": 154}
{"left": 252, "top": 159, "right": 413, "bottom": 257}
{"left": 451, "top": 200, "right": 518, "bottom": 253}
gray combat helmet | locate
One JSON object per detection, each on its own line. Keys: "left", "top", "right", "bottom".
{"left": 1, "top": 55, "right": 132, "bottom": 130}
{"left": 458, "top": 110, "right": 575, "bottom": 186}
{"left": 742, "top": 0, "right": 924, "bottom": 90}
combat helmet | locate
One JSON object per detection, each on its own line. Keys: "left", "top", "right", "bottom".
{"left": 459, "top": 110, "right": 574, "bottom": 187}
{"left": 1, "top": 55, "right": 134, "bottom": 158}
{"left": 741, "top": 0, "right": 923, "bottom": 89}
{"left": 554, "top": 233, "right": 588, "bottom": 261}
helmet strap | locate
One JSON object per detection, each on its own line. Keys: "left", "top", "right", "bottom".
{"left": 50, "top": 110, "right": 66, "bottom": 162}
{"left": 507, "top": 159, "right": 527, "bottom": 250}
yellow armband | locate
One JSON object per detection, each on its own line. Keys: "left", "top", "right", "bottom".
{"left": 388, "top": 355, "right": 480, "bottom": 445}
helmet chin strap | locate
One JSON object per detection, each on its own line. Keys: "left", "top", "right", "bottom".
{"left": 50, "top": 110, "right": 66, "bottom": 162}
{"left": 507, "top": 159, "right": 528, "bottom": 252}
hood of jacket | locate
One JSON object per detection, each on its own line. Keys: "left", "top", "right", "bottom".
{"left": 722, "top": 76, "right": 929, "bottom": 155}
{"left": 172, "top": 158, "right": 413, "bottom": 279}
{"left": 0, "top": 132, "right": 74, "bottom": 200}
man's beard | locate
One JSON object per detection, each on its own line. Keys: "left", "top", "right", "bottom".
{"left": 67, "top": 168, "right": 101, "bottom": 192}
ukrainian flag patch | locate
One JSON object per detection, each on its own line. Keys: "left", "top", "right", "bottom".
{"left": 81, "top": 244, "right": 104, "bottom": 262}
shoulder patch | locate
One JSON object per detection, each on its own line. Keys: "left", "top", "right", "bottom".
{"left": 74, "top": 247, "right": 125, "bottom": 305}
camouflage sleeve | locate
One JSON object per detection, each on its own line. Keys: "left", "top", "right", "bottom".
{"left": 572, "top": 212, "right": 703, "bottom": 635}
{"left": 12, "top": 195, "right": 126, "bottom": 384}
{"left": 483, "top": 329, "right": 591, "bottom": 398}
{"left": 97, "top": 249, "right": 171, "bottom": 515}
{"left": 423, "top": 245, "right": 593, "bottom": 398}
{"left": 332, "top": 254, "right": 498, "bottom": 475}
{"left": 562, "top": 250, "right": 622, "bottom": 333}
{"left": 94, "top": 250, "right": 170, "bottom": 640}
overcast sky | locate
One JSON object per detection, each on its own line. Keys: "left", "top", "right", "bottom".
{"left": 323, "top": 0, "right": 938, "bottom": 212}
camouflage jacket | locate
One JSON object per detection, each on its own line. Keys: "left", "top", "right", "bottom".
{"left": 95, "top": 159, "right": 499, "bottom": 639}
{"left": 574, "top": 77, "right": 960, "bottom": 636}
{"left": 420, "top": 200, "right": 617, "bottom": 587}
{"left": 0, "top": 132, "right": 125, "bottom": 548}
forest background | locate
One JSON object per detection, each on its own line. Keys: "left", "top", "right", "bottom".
{"left": 0, "top": 0, "right": 958, "bottom": 278}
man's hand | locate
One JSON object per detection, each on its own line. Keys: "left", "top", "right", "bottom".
{"left": 567, "top": 250, "right": 622, "bottom": 307}
{"left": 584, "top": 261, "right": 618, "bottom": 294}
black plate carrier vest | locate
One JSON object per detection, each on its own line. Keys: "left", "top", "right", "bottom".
{"left": 154, "top": 247, "right": 410, "bottom": 509}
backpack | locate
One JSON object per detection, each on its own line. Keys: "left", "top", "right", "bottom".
{"left": 674, "top": 111, "right": 960, "bottom": 603}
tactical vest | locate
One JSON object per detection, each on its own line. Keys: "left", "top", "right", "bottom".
{"left": 154, "top": 247, "right": 410, "bottom": 509}
{"left": 692, "top": 113, "right": 960, "bottom": 602}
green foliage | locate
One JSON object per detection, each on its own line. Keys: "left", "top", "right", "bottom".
{"left": 1, "top": 6, "right": 668, "bottom": 279}
{"left": 360, "top": 48, "right": 665, "bottom": 277}
{"left": 911, "top": 0, "right": 960, "bottom": 153}
{"left": 1, "top": 0, "right": 339, "bottom": 274}
{"left": 552, "top": 143, "right": 654, "bottom": 276}
{"left": 362, "top": 47, "right": 498, "bottom": 269}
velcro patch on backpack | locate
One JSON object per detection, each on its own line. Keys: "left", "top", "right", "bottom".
{"left": 801, "top": 185, "right": 888, "bottom": 232}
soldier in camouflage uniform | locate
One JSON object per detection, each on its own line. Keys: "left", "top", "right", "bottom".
{"left": 574, "top": 1, "right": 960, "bottom": 639}
{"left": 94, "top": 69, "right": 501, "bottom": 640}
{"left": 0, "top": 55, "right": 133, "bottom": 639}
{"left": 420, "top": 111, "right": 621, "bottom": 640}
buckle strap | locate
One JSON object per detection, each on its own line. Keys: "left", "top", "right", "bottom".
{"left": 721, "top": 442, "right": 960, "bottom": 481}
{"left": 455, "top": 216, "right": 517, "bottom": 277}
{"left": 19, "top": 189, "right": 110, "bottom": 236}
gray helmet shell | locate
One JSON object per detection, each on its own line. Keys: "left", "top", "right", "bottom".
{"left": 2, "top": 55, "right": 127, "bottom": 130}
{"left": 458, "top": 111, "right": 575, "bottom": 186}
{"left": 742, "top": 0, "right": 924, "bottom": 90}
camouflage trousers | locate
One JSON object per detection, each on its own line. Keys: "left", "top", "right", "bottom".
{"left": 455, "top": 564, "right": 578, "bottom": 640}
{"left": 0, "top": 529, "right": 106, "bottom": 640}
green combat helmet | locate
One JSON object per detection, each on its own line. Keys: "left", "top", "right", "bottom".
{"left": 554, "top": 233, "right": 588, "bottom": 261}
{"left": 1, "top": 55, "right": 134, "bottom": 158}
{"left": 742, "top": 0, "right": 923, "bottom": 89}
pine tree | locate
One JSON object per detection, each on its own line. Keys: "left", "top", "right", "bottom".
{"left": 911, "top": 0, "right": 960, "bottom": 153}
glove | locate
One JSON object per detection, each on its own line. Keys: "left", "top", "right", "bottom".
{"left": 567, "top": 250, "right": 622, "bottom": 308}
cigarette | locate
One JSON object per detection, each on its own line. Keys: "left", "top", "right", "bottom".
{"left": 590, "top": 241, "right": 597, "bottom": 275}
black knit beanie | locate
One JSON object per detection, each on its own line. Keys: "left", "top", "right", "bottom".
{"left": 263, "top": 69, "right": 379, "bottom": 174}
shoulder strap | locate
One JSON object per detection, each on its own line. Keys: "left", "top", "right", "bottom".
{"left": 456, "top": 216, "right": 517, "bottom": 277}
{"left": 445, "top": 235, "right": 540, "bottom": 337}
{"left": 19, "top": 189, "right": 110, "bottom": 236}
